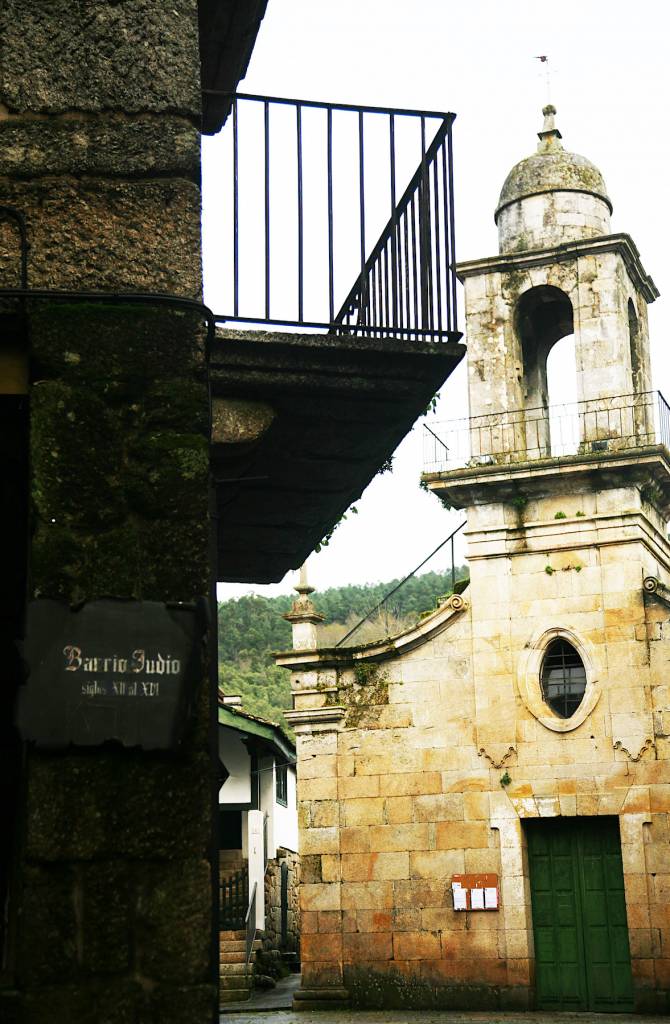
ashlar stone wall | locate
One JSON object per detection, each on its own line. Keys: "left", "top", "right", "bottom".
{"left": 263, "top": 848, "right": 301, "bottom": 957}
{"left": 284, "top": 502, "right": 670, "bottom": 1010}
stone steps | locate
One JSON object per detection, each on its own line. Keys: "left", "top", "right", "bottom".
{"left": 220, "top": 970, "right": 252, "bottom": 989}
{"left": 220, "top": 950, "right": 248, "bottom": 964}
{"left": 218, "top": 927, "right": 259, "bottom": 1006}
{"left": 219, "top": 962, "right": 248, "bottom": 977}
{"left": 219, "top": 987, "right": 251, "bottom": 1005}
{"left": 219, "top": 938, "right": 261, "bottom": 953}
{"left": 220, "top": 939, "right": 246, "bottom": 954}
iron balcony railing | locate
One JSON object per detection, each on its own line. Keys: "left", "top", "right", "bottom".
{"left": 204, "top": 93, "right": 459, "bottom": 342}
{"left": 424, "top": 391, "right": 670, "bottom": 473}
{"left": 220, "top": 865, "right": 249, "bottom": 932}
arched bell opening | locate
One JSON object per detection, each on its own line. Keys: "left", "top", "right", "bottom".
{"left": 546, "top": 332, "right": 579, "bottom": 455}
{"left": 628, "top": 299, "right": 642, "bottom": 396}
{"left": 627, "top": 298, "right": 654, "bottom": 444}
{"left": 515, "top": 285, "right": 575, "bottom": 458}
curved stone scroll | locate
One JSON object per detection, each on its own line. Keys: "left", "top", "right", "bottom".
{"left": 643, "top": 575, "right": 670, "bottom": 608}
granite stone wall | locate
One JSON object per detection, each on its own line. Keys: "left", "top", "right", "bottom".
{"left": 263, "top": 848, "right": 301, "bottom": 957}
{"left": 0, "top": 4, "right": 215, "bottom": 1021}
{"left": 287, "top": 528, "right": 670, "bottom": 1011}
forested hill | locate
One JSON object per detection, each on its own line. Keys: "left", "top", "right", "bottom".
{"left": 217, "top": 568, "right": 467, "bottom": 732}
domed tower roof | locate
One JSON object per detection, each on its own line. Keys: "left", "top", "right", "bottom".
{"left": 495, "top": 105, "right": 612, "bottom": 219}
{"left": 495, "top": 106, "right": 612, "bottom": 253}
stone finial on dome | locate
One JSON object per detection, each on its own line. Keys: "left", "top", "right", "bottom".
{"left": 283, "top": 563, "right": 325, "bottom": 649}
{"left": 537, "top": 104, "right": 563, "bottom": 151}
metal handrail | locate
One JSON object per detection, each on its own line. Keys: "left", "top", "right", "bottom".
{"left": 263, "top": 812, "right": 269, "bottom": 871}
{"left": 424, "top": 391, "right": 670, "bottom": 472}
{"left": 245, "top": 881, "right": 257, "bottom": 966}
{"left": 210, "top": 93, "right": 459, "bottom": 342}
{"left": 335, "top": 519, "right": 467, "bottom": 648}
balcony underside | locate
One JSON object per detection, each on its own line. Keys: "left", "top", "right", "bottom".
{"left": 210, "top": 328, "right": 465, "bottom": 583}
{"left": 199, "top": 0, "right": 268, "bottom": 135}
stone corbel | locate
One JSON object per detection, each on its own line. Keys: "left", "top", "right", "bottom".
{"left": 643, "top": 575, "right": 670, "bottom": 609}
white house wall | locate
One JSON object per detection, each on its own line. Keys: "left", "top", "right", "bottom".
{"left": 274, "top": 765, "right": 299, "bottom": 853}
{"left": 218, "top": 726, "right": 251, "bottom": 804}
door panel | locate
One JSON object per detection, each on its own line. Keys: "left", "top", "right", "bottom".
{"left": 527, "top": 817, "right": 634, "bottom": 1012}
{"left": 528, "top": 820, "right": 587, "bottom": 1010}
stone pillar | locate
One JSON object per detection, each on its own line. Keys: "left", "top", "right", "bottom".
{"left": 0, "top": 4, "right": 215, "bottom": 1022}
{"left": 248, "top": 810, "right": 266, "bottom": 931}
{"left": 491, "top": 817, "right": 534, "bottom": 1007}
{"left": 286, "top": 703, "right": 348, "bottom": 1010}
{"left": 283, "top": 564, "right": 325, "bottom": 649}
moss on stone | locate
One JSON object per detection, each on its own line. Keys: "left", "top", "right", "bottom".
{"left": 497, "top": 148, "right": 611, "bottom": 217}
{"left": 78, "top": 523, "right": 146, "bottom": 601}
{"left": 30, "top": 303, "right": 205, "bottom": 383}
{"left": 31, "top": 521, "right": 150, "bottom": 603}
{"left": 30, "top": 522, "right": 82, "bottom": 600}
{"left": 144, "top": 380, "right": 209, "bottom": 435}
{"left": 300, "top": 855, "right": 322, "bottom": 883}
{"left": 344, "top": 963, "right": 529, "bottom": 1011}
{"left": 26, "top": 748, "right": 211, "bottom": 863}
{"left": 17, "top": 864, "right": 79, "bottom": 987}
{"left": 137, "top": 516, "right": 209, "bottom": 601}
{"left": 125, "top": 431, "right": 208, "bottom": 518}
{"left": 80, "top": 862, "right": 133, "bottom": 976}
{"left": 135, "top": 859, "right": 211, "bottom": 983}
{"left": 502, "top": 268, "right": 528, "bottom": 297}
{"left": 31, "top": 381, "right": 126, "bottom": 529}
{"left": 139, "top": 984, "right": 216, "bottom": 1024}
{"left": 21, "top": 980, "right": 142, "bottom": 1024}
{"left": 337, "top": 663, "right": 391, "bottom": 729}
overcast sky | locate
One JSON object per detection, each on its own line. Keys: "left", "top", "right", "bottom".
{"left": 207, "top": 0, "right": 670, "bottom": 602}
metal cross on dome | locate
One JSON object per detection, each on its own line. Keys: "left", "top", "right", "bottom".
{"left": 534, "top": 54, "right": 556, "bottom": 105}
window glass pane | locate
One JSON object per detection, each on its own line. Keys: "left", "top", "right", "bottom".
{"left": 541, "top": 638, "right": 586, "bottom": 718}
{"left": 276, "top": 764, "right": 288, "bottom": 806}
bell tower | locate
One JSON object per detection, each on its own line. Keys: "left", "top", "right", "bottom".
{"left": 450, "top": 105, "right": 659, "bottom": 461}
{"left": 423, "top": 106, "right": 669, "bottom": 754}
{"left": 426, "top": 103, "right": 665, "bottom": 522}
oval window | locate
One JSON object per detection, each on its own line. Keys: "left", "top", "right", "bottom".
{"left": 541, "top": 638, "right": 587, "bottom": 718}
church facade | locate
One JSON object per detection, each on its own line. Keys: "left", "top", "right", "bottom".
{"left": 277, "top": 107, "right": 670, "bottom": 1013}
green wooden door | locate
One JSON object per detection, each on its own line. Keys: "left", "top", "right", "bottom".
{"left": 527, "top": 817, "right": 634, "bottom": 1012}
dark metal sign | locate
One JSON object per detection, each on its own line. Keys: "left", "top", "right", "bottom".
{"left": 16, "top": 599, "right": 204, "bottom": 750}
